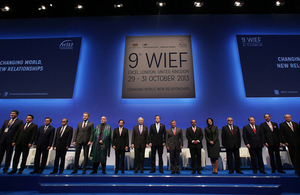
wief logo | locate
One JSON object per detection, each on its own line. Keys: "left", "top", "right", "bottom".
{"left": 59, "top": 40, "right": 74, "bottom": 49}
{"left": 3, "top": 92, "right": 8, "bottom": 97}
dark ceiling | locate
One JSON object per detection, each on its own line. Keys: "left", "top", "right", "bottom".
{"left": 0, "top": 0, "right": 299, "bottom": 19}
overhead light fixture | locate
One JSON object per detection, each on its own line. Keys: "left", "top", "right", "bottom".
{"left": 114, "top": 2, "right": 123, "bottom": 8}
{"left": 156, "top": 1, "right": 166, "bottom": 7}
{"left": 234, "top": 1, "right": 244, "bottom": 7}
{"left": 38, "top": 5, "right": 46, "bottom": 10}
{"left": 1, "top": 6, "right": 10, "bottom": 12}
{"left": 275, "top": 0, "right": 285, "bottom": 6}
{"left": 50, "top": 4, "right": 53, "bottom": 7}
{"left": 76, "top": 5, "right": 83, "bottom": 9}
{"left": 194, "top": 1, "right": 204, "bottom": 8}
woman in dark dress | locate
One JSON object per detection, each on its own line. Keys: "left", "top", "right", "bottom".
{"left": 205, "top": 118, "right": 220, "bottom": 174}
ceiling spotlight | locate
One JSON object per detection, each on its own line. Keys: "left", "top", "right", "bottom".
{"left": 50, "top": 4, "right": 53, "bottom": 7}
{"left": 38, "top": 5, "right": 46, "bottom": 10}
{"left": 275, "top": 0, "right": 285, "bottom": 6}
{"left": 76, "top": 5, "right": 83, "bottom": 9}
{"left": 1, "top": 6, "right": 10, "bottom": 12}
{"left": 234, "top": 1, "right": 244, "bottom": 7}
{"left": 194, "top": 1, "right": 204, "bottom": 8}
{"left": 114, "top": 2, "right": 123, "bottom": 8}
{"left": 156, "top": 1, "right": 166, "bottom": 7}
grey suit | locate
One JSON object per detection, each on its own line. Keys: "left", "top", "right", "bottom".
{"left": 166, "top": 127, "right": 183, "bottom": 171}
{"left": 73, "top": 121, "right": 94, "bottom": 172}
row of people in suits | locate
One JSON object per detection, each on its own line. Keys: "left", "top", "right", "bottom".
{"left": 0, "top": 111, "right": 298, "bottom": 175}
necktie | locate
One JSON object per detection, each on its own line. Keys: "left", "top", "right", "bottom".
{"left": 173, "top": 128, "right": 176, "bottom": 135}
{"left": 83, "top": 122, "right": 86, "bottom": 130}
{"left": 8, "top": 119, "right": 13, "bottom": 127}
{"left": 139, "top": 126, "right": 142, "bottom": 134}
{"left": 60, "top": 126, "right": 64, "bottom": 137}
{"left": 252, "top": 125, "right": 256, "bottom": 134}
{"left": 193, "top": 127, "right": 196, "bottom": 133}
{"left": 290, "top": 122, "right": 294, "bottom": 132}
{"left": 24, "top": 123, "right": 28, "bottom": 131}
{"left": 44, "top": 126, "right": 47, "bottom": 133}
{"left": 119, "top": 128, "right": 122, "bottom": 136}
{"left": 231, "top": 126, "right": 234, "bottom": 135}
{"left": 268, "top": 122, "right": 273, "bottom": 131}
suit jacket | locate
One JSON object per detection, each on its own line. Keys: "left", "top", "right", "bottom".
{"left": 166, "top": 127, "right": 183, "bottom": 150}
{"left": 131, "top": 125, "right": 148, "bottom": 148}
{"left": 148, "top": 123, "right": 166, "bottom": 146}
{"left": 186, "top": 126, "right": 203, "bottom": 149}
{"left": 279, "top": 121, "right": 298, "bottom": 147}
{"left": 112, "top": 127, "right": 129, "bottom": 150}
{"left": 260, "top": 122, "right": 282, "bottom": 147}
{"left": 0, "top": 118, "right": 23, "bottom": 144}
{"left": 73, "top": 121, "right": 94, "bottom": 144}
{"left": 243, "top": 124, "right": 264, "bottom": 148}
{"left": 34, "top": 125, "right": 55, "bottom": 149}
{"left": 221, "top": 125, "right": 241, "bottom": 149}
{"left": 53, "top": 125, "right": 73, "bottom": 150}
{"left": 13, "top": 123, "right": 38, "bottom": 147}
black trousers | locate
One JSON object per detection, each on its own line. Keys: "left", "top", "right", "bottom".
{"left": 134, "top": 146, "right": 145, "bottom": 171}
{"left": 33, "top": 147, "right": 49, "bottom": 171}
{"left": 189, "top": 147, "right": 201, "bottom": 172}
{"left": 0, "top": 141, "right": 14, "bottom": 170}
{"left": 226, "top": 147, "right": 241, "bottom": 172}
{"left": 249, "top": 147, "right": 264, "bottom": 172}
{"left": 170, "top": 149, "right": 180, "bottom": 170}
{"left": 287, "top": 145, "right": 296, "bottom": 167}
{"left": 115, "top": 149, "right": 125, "bottom": 171}
{"left": 53, "top": 149, "right": 67, "bottom": 173}
{"left": 268, "top": 145, "right": 283, "bottom": 171}
{"left": 74, "top": 143, "right": 89, "bottom": 171}
{"left": 12, "top": 145, "right": 30, "bottom": 171}
{"left": 151, "top": 145, "right": 163, "bottom": 171}
{"left": 93, "top": 162, "right": 106, "bottom": 172}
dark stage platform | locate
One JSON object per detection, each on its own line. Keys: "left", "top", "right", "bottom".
{"left": 0, "top": 167, "right": 299, "bottom": 195}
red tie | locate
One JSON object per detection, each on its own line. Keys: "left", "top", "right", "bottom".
{"left": 193, "top": 127, "right": 196, "bottom": 133}
{"left": 252, "top": 125, "right": 256, "bottom": 134}
{"left": 173, "top": 128, "right": 176, "bottom": 135}
{"left": 231, "top": 126, "right": 234, "bottom": 135}
{"left": 83, "top": 122, "right": 86, "bottom": 130}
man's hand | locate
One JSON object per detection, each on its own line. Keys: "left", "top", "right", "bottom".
{"left": 87, "top": 141, "right": 91, "bottom": 146}
{"left": 209, "top": 141, "right": 214, "bottom": 145}
{"left": 12, "top": 143, "right": 15, "bottom": 147}
{"left": 163, "top": 143, "right": 166, "bottom": 146}
{"left": 180, "top": 146, "right": 183, "bottom": 149}
{"left": 167, "top": 147, "right": 169, "bottom": 150}
{"left": 125, "top": 146, "right": 128, "bottom": 150}
{"left": 99, "top": 140, "right": 103, "bottom": 144}
{"left": 265, "top": 143, "right": 269, "bottom": 147}
{"left": 193, "top": 140, "right": 199, "bottom": 144}
{"left": 149, "top": 143, "right": 152, "bottom": 147}
{"left": 247, "top": 144, "right": 250, "bottom": 148}
{"left": 66, "top": 146, "right": 69, "bottom": 149}
{"left": 53, "top": 147, "right": 56, "bottom": 150}
{"left": 73, "top": 142, "right": 76, "bottom": 146}
{"left": 113, "top": 146, "right": 116, "bottom": 149}
{"left": 47, "top": 146, "right": 51, "bottom": 150}
{"left": 280, "top": 143, "right": 283, "bottom": 147}
{"left": 285, "top": 143, "right": 289, "bottom": 146}
{"left": 28, "top": 144, "right": 32, "bottom": 148}
{"left": 33, "top": 145, "right": 37, "bottom": 148}
{"left": 146, "top": 144, "right": 148, "bottom": 148}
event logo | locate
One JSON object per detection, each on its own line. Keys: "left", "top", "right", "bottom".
{"left": 179, "top": 42, "right": 187, "bottom": 48}
{"left": 241, "top": 36, "right": 263, "bottom": 46}
{"left": 3, "top": 92, "right": 8, "bottom": 97}
{"left": 59, "top": 40, "right": 74, "bottom": 49}
{"left": 132, "top": 43, "right": 138, "bottom": 47}
{"left": 274, "top": 90, "right": 279, "bottom": 95}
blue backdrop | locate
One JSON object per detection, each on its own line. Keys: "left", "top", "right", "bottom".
{"left": 0, "top": 15, "right": 299, "bottom": 130}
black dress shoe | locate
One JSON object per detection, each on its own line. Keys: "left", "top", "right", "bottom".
{"left": 260, "top": 171, "right": 267, "bottom": 174}
{"left": 212, "top": 172, "right": 218, "bottom": 174}
{"left": 18, "top": 170, "right": 23, "bottom": 174}
{"left": 3, "top": 170, "right": 8, "bottom": 173}
{"left": 38, "top": 170, "right": 43, "bottom": 174}
{"left": 149, "top": 170, "right": 156, "bottom": 173}
{"left": 236, "top": 171, "right": 244, "bottom": 174}
{"left": 102, "top": 171, "right": 107, "bottom": 174}
{"left": 191, "top": 171, "right": 196, "bottom": 174}
{"left": 50, "top": 171, "right": 57, "bottom": 174}
{"left": 8, "top": 170, "right": 17, "bottom": 174}
{"left": 82, "top": 170, "right": 86, "bottom": 174}
{"left": 278, "top": 170, "right": 286, "bottom": 173}
{"left": 30, "top": 171, "right": 38, "bottom": 174}
{"left": 114, "top": 170, "right": 118, "bottom": 174}
{"left": 59, "top": 171, "right": 63, "bottom": 174}
{"left": 140, "top": 170, "right": 144, "bottom": 173}
{"left": 134, "top": 170, "right": 138, "bottom": 173}
{"left": 197, "top": 171, "right": 202, "bottom": 174}
{"left": 228, "top": 170, "right": 234, "bottom": 174}
{"left": 171, "top": 171, "right": 175, "bottom": 174}
{"left": 121, "top": 171, "right": 125, "bottom": 174}
{"left": 176, "top": 170, "right": 181, "bottom": 174}
{"left": 272, "top": 170, "right": 276, "bottom": 173}
{"left": 90, "top": 171, "right": 97, "bottom": 174}
{"left": 71, "top": 171, "right": 77, "bottom": 174}
{"left": 253, "top": 170, "right": 257, "bottom": 174}
{"left": 159, "top": 170, "right": 164, "bottom": 173}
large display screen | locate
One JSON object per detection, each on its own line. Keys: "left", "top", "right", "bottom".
{"left": 0, "top": 37, "right": 82, "bottom": 99}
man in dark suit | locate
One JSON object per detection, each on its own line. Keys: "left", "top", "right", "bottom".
{"left": 243, "top": 116, "right": 266, "bottom": 174}
{"left": 112, "top": 119, "right": 129, "bottom": 174}
{"left": 72, "top": 112, "right": 94, "bottom": 174}
{"left": 166, "top": 120, "right": 183, "bottom": 174}
{"left": 131, "top": 117, "right": 148, "bottom": 173}
{"left": 30, "top": 117, "right": 55, "bottom": 174}
{"left": 186, "top": 119, "right": 203, "bottom": 174}
{"left": 50, "top": 118, "right": 73, "bottom": 174}
{"left": 261, "top": 114, "right": 285, "bottom": 173}
{"left": 8, "top": 114, "right": 38, "bottom": 174}
{"left": 222, "top": 117, "right": 244, "bottom": 174}
{"left": 280, "top": 114, "right": 299, "bottom": 169}
{"left": 0, "top": 110, "right": 23, "bottom": 173}
{"left": 149, "top": 115, "right": 166, "bottom": 173}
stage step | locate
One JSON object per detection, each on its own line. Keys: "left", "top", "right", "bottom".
{"left": 38, "top": 176, "right": 282, "bottom": 194}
